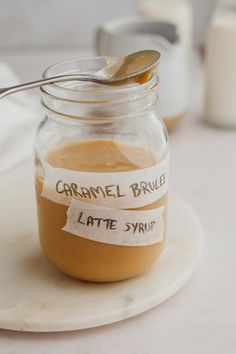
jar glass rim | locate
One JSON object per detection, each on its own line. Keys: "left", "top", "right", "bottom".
{"left": 41, "top": 56, "right": 158, "bottom": 98}
{"left": 41, "top": 56, "right": 158, "bottom": 119}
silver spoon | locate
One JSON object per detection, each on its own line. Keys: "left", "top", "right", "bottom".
{"left": 0, "top": 50, "right": 160, "bottom": 99}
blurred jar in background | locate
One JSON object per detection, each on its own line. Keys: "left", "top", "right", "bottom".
{"left": 96, "top": 17, "right": 189, "bottom": 130}
{"left": 205, "top": 0, "right": 236, "bottom": 128}
{"left": 139, "top": 0, "right": 193, "bottom": 56}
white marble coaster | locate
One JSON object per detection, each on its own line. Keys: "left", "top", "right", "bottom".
{"left": 0, "top": 160, "right": 203, "bottom": 332}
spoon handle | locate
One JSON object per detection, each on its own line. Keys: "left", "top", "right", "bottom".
{"left": 0, "top": 74, "right": 100, "bottom": 99}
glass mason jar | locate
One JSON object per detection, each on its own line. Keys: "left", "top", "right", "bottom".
{"left": 35, "top": 57, "right": 169, "bottom": 282}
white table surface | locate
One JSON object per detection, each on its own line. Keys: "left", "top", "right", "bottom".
{"left": 0, "top": 49, "right": 235, "bottom": 354}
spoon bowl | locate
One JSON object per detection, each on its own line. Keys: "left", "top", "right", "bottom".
{"left": 100, "top": 50, "right": 160, "bottom": 81}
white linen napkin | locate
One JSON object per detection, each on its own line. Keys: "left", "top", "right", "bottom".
{"left": 0, "top": 62, "right": 38, "bottom": 175}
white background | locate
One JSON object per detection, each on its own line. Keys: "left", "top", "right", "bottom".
{"left": 0, "top": 0, "right": 216, "bottom": 51}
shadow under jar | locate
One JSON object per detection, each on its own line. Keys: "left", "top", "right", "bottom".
{"left": 35, "top": 57, "right": 169, "bottom": 282}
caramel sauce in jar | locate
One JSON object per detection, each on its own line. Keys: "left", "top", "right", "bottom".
{"left": 36, "top": 140, "right": 167, "bottom": 282}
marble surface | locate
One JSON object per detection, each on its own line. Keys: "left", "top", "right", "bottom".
{"left": 0, "top": 160, "right": 202, "bottom": 332}
{"left": 0, "top": 50, "right": 235, "bottom": 353}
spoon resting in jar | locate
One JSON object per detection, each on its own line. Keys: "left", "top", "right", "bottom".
{"left": 0, "top": 50, "right": 160, "bottom": 99}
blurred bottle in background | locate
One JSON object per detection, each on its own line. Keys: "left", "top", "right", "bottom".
{"left": 96, "top": 0, "right": 193, "bottom": 131}
{"left": 139, "top": 0, "right": 193, "bottom": 56}
{"left": 205, "top": 0, "right": 236, "bottom": 128}
{"left": 139, "top": 0, "right": 192, "bottom": 130}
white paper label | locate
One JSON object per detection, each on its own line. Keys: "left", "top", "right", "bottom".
{"left": 62, "top": 200, "right": 165, "bottom": 246}
{"left": 41, "top": 154, "right": 169, "bottom": 209}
